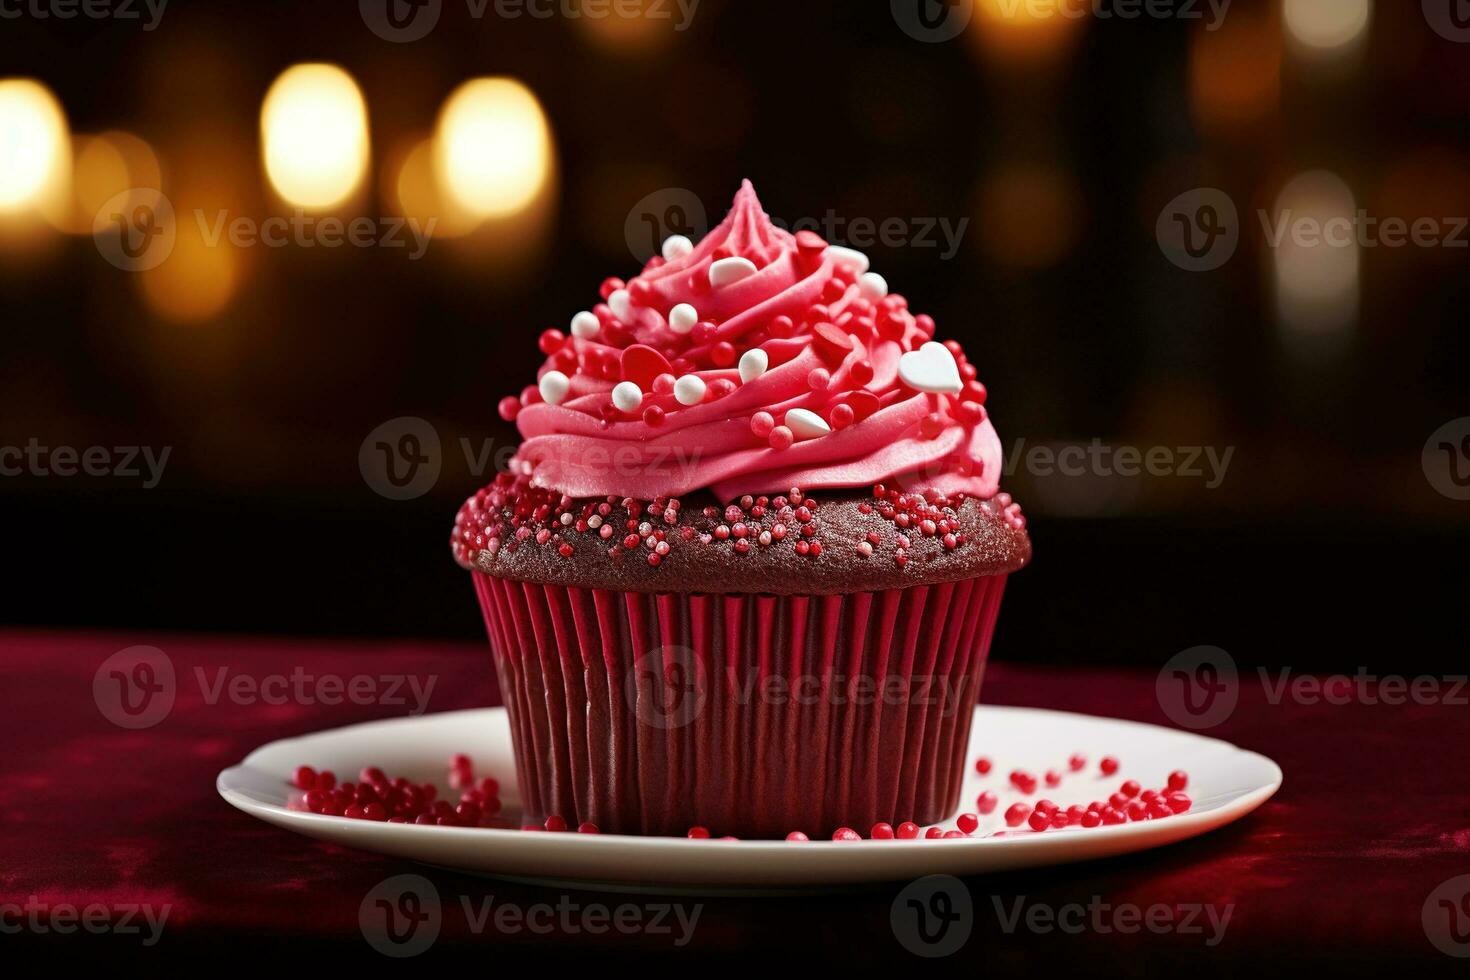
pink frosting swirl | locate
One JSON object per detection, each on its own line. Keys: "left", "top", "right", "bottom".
{"left": 509, "top": 181, "right": 1002, "bottom": 502}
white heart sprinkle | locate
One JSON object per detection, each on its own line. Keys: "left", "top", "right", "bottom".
{"left": 662, "top": 235, "right": 693, "bottom": 261}
{"left": 784, "top": 408, "right": 832, "bottom": 440}
{"left": 738, "top": 348, "right": 768, "bottom": 384}
{"left": 539, "top": 370, "right": 571, "bottom": 406}
{"left": 673, "top": 375, "right": 706, "bottom": 406}
{"left": 570, "top": 311, "right": 600, "bottom": 339}
{"left": 898, "top": 341, "right": 963, "bottom": 395}
{"left": 823, "top": 245, "right": 870, "bottom": 275}
{"left": 858, "top": 272, "right": 888, "bottom": 301}
{"left": 669, "top": 303, "right": 698, "bottom": 334}
{"left": 709, "top": 256, "right": 759, "bottom": 288}
{"left": 608, "top": 288, "right": 634, "bottom": 322}
{"left": 611, "top": 381, "right": 643, "bottom": 413}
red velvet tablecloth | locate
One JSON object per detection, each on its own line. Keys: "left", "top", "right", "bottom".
{"left": 3, "top": 628, "right": 1466, "bottom": 970}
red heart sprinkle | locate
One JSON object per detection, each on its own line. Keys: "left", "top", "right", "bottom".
{"left": 844, "top": 391, "right": 881, "bottom": 421}
{"left": 811, "top": 322, "right": 854, "bottom": 364}
{"left": 620, "top": 344, "right": 672, "bottom": 389}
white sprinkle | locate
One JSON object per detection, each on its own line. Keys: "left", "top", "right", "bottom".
{"left": 560, "top": 512, "right": 574, "bottom": 525}
{"left": 570, "top": 311, "right": 600, "bottom": 339}
{"left": 538, "top": 370, "right": 571, "bottom": 406}
{"left": 662, "top": 235, "right": 694, "bottom": 261}
{"left": 898, "top": 341, "right": 964, "bottom": 395}
{"left": 784, "top": 408, "right": 832, "bottom": 440}
{"left": 759, "top": 530, "right": 773, "bottom": 546}
{"left": 709, "top": 256, "right": 759, "bottom": 288}
{"left": 611, "top": 381, "right": 643, "bottom": 413}
{"left": 823, "top": 245, "right": 870, "bottom": 275}
{"left": 673, "top": 374, "right": 707, "bottom": 406}
{"left": 669, "top": 303, "right": 699, "bottom": 334}
{"left": 608, "top": 288, "right": 634, "bottom": 322}
{"left": 858, "top": 541, "right": 874, "bottom": 557}
{"left": 588, "top": 515, "right": 603, "bottom": 529}
{"left": 858, "top": 272, "right": 888, "bottom": 301}
{"left": 738, "top": 348, "right": 769, "bottom": 384}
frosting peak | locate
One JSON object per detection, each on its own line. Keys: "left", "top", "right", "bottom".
{"left": 502, "top": 181, "right": 1002, "bottom": 502}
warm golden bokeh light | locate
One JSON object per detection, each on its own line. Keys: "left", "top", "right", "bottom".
{"left": 0, "top": 78, "right": 69, "bottom": 214}
{"left": 573, "top": 0, "right": 677, "bottom": 54}
{"left": 975, "top": 163, "right": 1085, "bottom": 270}
{"left": 1282, "top": 0, "right": 1371, "bottom": 55}
{"left": 970, "top": 0, "right": 1086, "bottom": 65}
{"left": 434, "top": 77, "right": 552, "bottom": 220}
{"left": 1191, "top": 6, "right": 1281, "bottom": 131}
{"left": 388, "top": 137, "right": 480, "bottom": 239}
{"left": 53, "top": 131, "right": 161, "bottom": 234}
{"left": 261, "top": 63, "right": 370, "bottom": 210}
{"left": 139, "top": 218, "right": 238, "bottom": 323}
{"left": 1272, "top": 170, "right": 1359, "bottom": 345}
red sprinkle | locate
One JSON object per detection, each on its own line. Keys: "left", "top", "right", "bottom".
{"left": 1100, "top": 756, "right": 1120, "bottom": 776}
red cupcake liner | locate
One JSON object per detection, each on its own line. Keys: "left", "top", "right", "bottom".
{"left": 472, "top": 573, "right": 1009, "bottom": 838}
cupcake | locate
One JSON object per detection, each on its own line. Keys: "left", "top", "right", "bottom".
{"left": 451, "top": 182, "right": 1029, "bottom": 838}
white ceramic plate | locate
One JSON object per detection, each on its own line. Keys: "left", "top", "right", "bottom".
{"left": 218, "top": 706, "right": 1281, "bottom": 891}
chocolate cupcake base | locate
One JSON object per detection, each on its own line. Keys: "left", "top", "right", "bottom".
{"left": 474, "top": 571, "right": 1007, "bottom": 838}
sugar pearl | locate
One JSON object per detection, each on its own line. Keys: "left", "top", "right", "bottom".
{"left": 669, "top": 303, "right": 698, "bottom": 334}
{"left": 709, "top": 256, "right": 758, "bottom": 288}
{"left": 823, "top": 245, "right": 870, "bottom": 275}
{"left": 608, "top": 289, "right": 633, "bottom": 322}
{"left": 858, "top": 272, "right": 888, "bottom": 301}
{"left": 538, "top": 370, "right": 571, "bottom": 406}
{"left": 673, "top": 375, "right": 707, "bottom": 406}
{"left": 785, "top": 408, "right": 832, "bottom": 440}
{"left": 738, "top": 348, "right": 769, "bottom": 384}
{"left": 662, "top": 235, "right": 694, "bottom": 261}
{"left": 750, "top": 411, "right": 775, "bottom": 437}
{"left": 570, "top": 311, "right": 600, "bottom": 339}
{"left": 611, "top": 381, "right": 643, "bottom": 413}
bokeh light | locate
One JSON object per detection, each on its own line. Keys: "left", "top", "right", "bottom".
{"left": 55, "top": 130, "right": 161, "bottom": 234}
{"left": 433, "top": 77, "right": 552, "bottom": 220}
{"left": 387, "top": 136, "right": 480, "bottom": 239}
{"left": 1272, "top": 170, "right": 1359, "bottom": 347}
{"left": 975, "top": 163, "right": 1084, "bottom": 270}
{"left": 1191, "top": 6, "right": 1281, "bottom": 132}
{"left": 261, "top": 64, "right": 370, "bottom": 210}
{"left": 970, "top": 0, "right": 1086, "bottom": 66}
{"left": 1282, "top": 0, "right": 1371, "bottom": 56}
{"left": 573, "top": 0, "right": 677, "bottom": 54}
{"left": 0, "top": 78, "right": 69, "bottom": 214}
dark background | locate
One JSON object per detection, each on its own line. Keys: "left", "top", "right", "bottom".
{"left": 2, "top": 0, "right": 1466, "bottom": 673}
